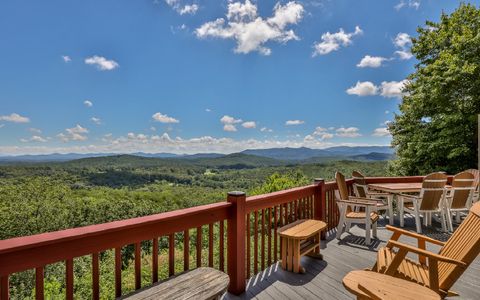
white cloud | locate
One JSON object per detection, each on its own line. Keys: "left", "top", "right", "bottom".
{"left": 85, "top": 56, "right": 119, "bottom": 71}
{"left": 393, "top": 33, "right": 413, "bottom": 60}
{"left": 28, "top": 127, "right": 42, "bottom": 134}
{"left": 372, "top": 127, "right": 390, "bottom": 137}
{"left": 346, "top": 81, "right": 378, "bottom": 96}
{"left": 152, "top": 112, "right": 180, "bottom": 123}
{"left": 62, "top": 55, "right": 71, "bottom": 63}
{"left": 260, "top": 127, "right": 273, "bottom": 133}
{"left": 311, "top": 126, "right": 334, "bottom": 140}
{"left": 336, "top": 127, "right": 361, "bottom": 138}
{"left": 205, "top": 108, "right": 212, "bottom": 112}
{"left": 84, "top": 100, "right": 93, "bottom": 107}
{"left": 91, "top": 117, "right": 102, "bottom": 125}
{"left": 0, "top": 113, "right": 30, "bottom": 123}
{"left": 195, "top": 0, "right": 304, "bottom": 55}
{"left": 220, "top": 115, "right": 242, "bottom": 124}
{"left": 357, "top": 55, "right": 387, "bottom": 68}
{"left": 380, "top": 80, "right": 407, "bottom": 98}
{"left": 58, "top": 125, "right": 89, "bottom": 142}
{"left": 223, "top": 124, "right": 237, "bottom": 132}
{"left": 30, "top": 136, "right": 47, "bottom": 142}
{"left": 395, "top": 0, "right": 420, "bottom": 11}
{"left": 385, "top": 110, "right": 390, "bottom": 114}
{"left": 312, "top": 26, "right": 362, "bottom": 56}
{"left": 285, "top": 120, "right": 304, "bottom": 125}
{"left": 242, "top": 121, "right": 256, "bottom": 129}
{"left": 179, "top": 4, "right": 198, "bottom": 15}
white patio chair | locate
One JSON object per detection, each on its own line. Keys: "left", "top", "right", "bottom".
{"left": 445, "top": 171, "right": 476, "bottom": 232}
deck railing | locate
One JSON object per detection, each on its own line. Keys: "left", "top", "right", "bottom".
{"left": 0, "top": 175, "right": 434, "bottom": 299}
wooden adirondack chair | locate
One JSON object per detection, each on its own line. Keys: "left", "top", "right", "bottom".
{"left": 398, "top": 172, "right": 448, "bottom": 233}
{"left": 352, "top": 170, "right": 394, "bottom": 225}
{"left": 465, "top": 169, "right": 479, "bottom": 203}
{"left": 371, "top": 201, "right": 480, "bottom": 298}
{"left": 444, "top": 171, "right": 476, "bottom": 232}
{"left": 335, "top": 172, "right": 379, "bottom": 245}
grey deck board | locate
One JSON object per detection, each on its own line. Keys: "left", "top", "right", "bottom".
{"left": 224, "top": 216, "right": 480, "bottom": 300}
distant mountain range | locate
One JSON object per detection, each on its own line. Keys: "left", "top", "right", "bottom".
{"left": 0, "top": 146, "right": 394, "bottom": 164}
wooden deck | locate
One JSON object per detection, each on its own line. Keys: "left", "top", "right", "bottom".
{"left": 225, "top": 216, "right": 480, "bottom": 300}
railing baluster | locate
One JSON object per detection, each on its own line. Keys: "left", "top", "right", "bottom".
{"left": 208, "top": 223, "right": 214, "bottom": 268}
{"left": 289, "top": 202, "right": 293, "bottom": 223}
{"left": 279, "top": 205, "right": 283, "bottom": 260}
{"left": 115, "top": 247, "right": 122, "bottom": 297}
{"left": 274, "top": 205, "right": 278, "bottom": 262}
{"left": 196, "top": 226, "right": 202, "bottom": 267}
{"left": 134, "top": 243, "right": 141, "bottom": 290}
{"left": 35, "top": 266, "right": 44, "bottom": 300}
{"left": 184, "top": 229, "right": 190, "bottom": 271}
{"left": 294, "top": 199, "right": 298, "bottom": 221}
{"left": 92, "top": 252, "right": 100, "bottom": 300}
{"left": 169, "top": 234, "right": 175, "bottom": 276}
{"left": 267, "top": 207, "right": 272, "bottom": 266}
{"left": 261, "top": 209, "right": 265, "bottom": 271}
{"left": 246, "top": 213, "right": 251, "bottom": 278}
{"left": 219, "top": 221, "right": 224, "bottom": 272}
{"left": 1, "top": 275, "right": 9, "bottom": 300}
{"left": 66, "top": 259, "right": 74, "bottom": 300}
{"left": 152, "top": 238, "right": 159, "bottom": 283}
{"left": 254, "top": 211, "right": 258, "bottom": 274}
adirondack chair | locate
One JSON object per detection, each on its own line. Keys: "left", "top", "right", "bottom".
{"left": 398, "top": 172, "right": 448, "bottom": 233}
{"left": 371, "top": 201, "right": 480, "bottom": 298}
{"left": 335, "top": 172, "right": 379, "bottom": 245}
{"left": 444, "top": 171, "right": 476, "bottom": 232}
{"left": 465, "top": 169, "right": 479, "bottom": 203}
{"left": 352, "top": 170, "right": 394, "bottom": 225}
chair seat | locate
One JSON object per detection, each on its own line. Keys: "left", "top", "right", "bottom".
{"left": 377, "top": 247, "right": 430, "bottom": 287}
{"left": 346, "top": 211, "right": 379, "bottom": 222}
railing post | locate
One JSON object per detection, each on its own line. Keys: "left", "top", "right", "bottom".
{"left": 227, "top": 191, "right": 246, "bottom": 295}
{"left": 314, "top": 178, "right": 326, "bottom": 240}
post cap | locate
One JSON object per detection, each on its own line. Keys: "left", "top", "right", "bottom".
{"left": 314, "top": 178, "right": 325, "bottom": 183}
{"left": 228, "top": 191, "right": 246, "bottom": 197}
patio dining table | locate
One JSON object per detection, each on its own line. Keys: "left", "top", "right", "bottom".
{"left": 368, "top": 182, "right": 424, "bottom": 194}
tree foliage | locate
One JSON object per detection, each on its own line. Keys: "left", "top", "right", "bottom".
{"left": 389, "top": 3, "right": 480, "bottom": 175}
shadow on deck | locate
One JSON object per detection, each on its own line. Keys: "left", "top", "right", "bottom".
{"left": 225, "top": 216, "right": 480, "bottom": 300}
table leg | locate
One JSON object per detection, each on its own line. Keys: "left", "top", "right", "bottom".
{"left": 293, "top": 239, "right": 300, "bottom": 273}
{"left": 307, "top": 233, "right": 323, "bottom": 260}
{"left": 287, "top": 238, "right": 293, "bottom": 272}
{"left": 281, "top": 237, "right": 287, "bottom": 270}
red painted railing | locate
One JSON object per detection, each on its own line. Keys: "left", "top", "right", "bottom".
{"left": 0, "top": 176, "right": 435, "bottom": 299}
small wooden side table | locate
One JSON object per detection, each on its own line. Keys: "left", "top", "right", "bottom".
{"left": 278, "top": 219, "right": 326, "bottom": 273}
{"left": 343, "top": 270, "right": 441, "bottom": 300}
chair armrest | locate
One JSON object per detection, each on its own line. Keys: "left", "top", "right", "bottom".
{"left": 386, "top": 225, "right": 445, "bottom": 246}
{"left": 398, "top": 193, "right": 419, "bottom": 200}
{"left": 387, "top": 240, "right": 466, "bottom": 267}
{"left": 347, "top": 196, "right": 380, "bottom": 206}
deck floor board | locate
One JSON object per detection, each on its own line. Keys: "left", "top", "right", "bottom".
{"left": 225, "top": 216, "right": 480, "bottom": 300}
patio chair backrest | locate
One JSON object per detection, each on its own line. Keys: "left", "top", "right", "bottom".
{"left": 352, "top": 170, "right": 368, "bottom": 198}
{"left": 335, "top": 172, "right": 353, "bottom": 214}
{"left": 418, "top": 172, "right": 447, "bottom": 211}
{"left": 438, "top": 202, "right": 480, "bottom": 292}
{"left": 465, "top": 169, "right": 479, "bottom": 190}
{"left": 449, "top": 171, "right": 475, "bottom": 209}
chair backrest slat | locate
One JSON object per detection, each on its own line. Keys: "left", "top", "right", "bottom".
{"left": 438, "top": 202, "right": 480, "bottom": 291}
{"left": 419, "top": 173, "right": 447, "bottom": 211}
{"left": 335, "top": 172, "right": 352, "bottom": 213}
{"left": 352, "top": 170, "right": 368, "bottom": 198}
{"left": 465, "top": 169, "right": 479, "bottom": 190}
{"left": 449, "top": 171, "right": 475, "bottom": 209}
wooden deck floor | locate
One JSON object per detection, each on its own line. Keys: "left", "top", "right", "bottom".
{"left": 225, "top": 216, "right": 480, "bottom": 300}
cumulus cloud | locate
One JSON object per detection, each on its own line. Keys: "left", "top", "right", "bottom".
{"left": 91, "top": 117, "right": 102, "bottom": 125}
{"left": 380, "top": 80, "right": 408, "bottom": 98}
{"left": 260, "top": 127, "right": 273, "bottom": 133}
{"left": 357, "top": 55, "right": 388, "bottom": 68}
{"left": 346, "top": 80, "right": 407, "bottom": 98}
{"left": 195, "top": 0, "right": 304, "bottom": 55}
{"left": 62, "top": 55, "right": 71, "bottom": 62}
{"left": 393, "top": 33, "right": 413, "bottom": 60}
{"left": 223, "top": 124, "right": 237, "bottom": 132}
{"left": 0, "top": 113, "right": 30, "bottom": 123}
{"left": 394, "top": 0, "right": 420, "bottom": 11}
{"left": 336, "top": 127, "right": 361, "bottom": 138}
{"left": 152, "top": 112, "right": 180, "bottom": 123}
{"left": 85, "top": 56, "right": 119, "bottom": 71}
{"left": 346, "top": 81, "right": 378, "bottom": 96}
{"left": 312, "top": 26, "right": 362, "bottom": 56}
{"left": 242, "top": 121, "right": 256, "bottom": 129}
{"left": 372, "top": 127, "right": 390, "bottom": 137}
{"left": 285, "top": 120, "right": 304, "bottom": 125}
{"left": 165, "top": 0, "right": 199, "bottom": 15}
{"left": 311, "top": 127, "right": 334, "bottom": 140}
{"left": 220, "top": 115, "right": 242, "bottom": 131}
{"left": 84, "top": 100, "right": 93, "bottom": 107}
{"left": 58, "top": 125, "right": 89, "bottom": 142}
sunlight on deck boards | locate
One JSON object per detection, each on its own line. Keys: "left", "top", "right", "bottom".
{"left": 225, "top": 216, "right": 480, "bottom": 300}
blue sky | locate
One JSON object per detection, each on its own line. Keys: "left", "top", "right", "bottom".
{"left": 0, "top": 0, "right": 469, "bottom": 154}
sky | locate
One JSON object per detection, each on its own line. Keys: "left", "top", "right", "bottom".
{"left": 0, "top": 0, "right": 471, "bottom": 155}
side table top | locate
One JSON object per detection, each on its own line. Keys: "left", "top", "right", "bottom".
{"left": 278, "top": 219, "right": 327, "bottom": 239}
{"left": 343, "top": 270, "right": 440, "bottom": 300}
